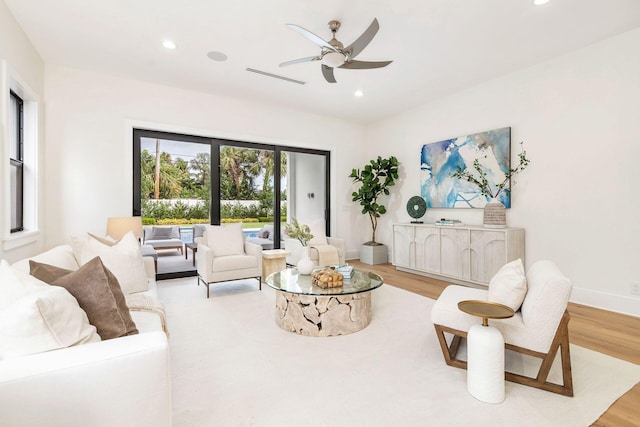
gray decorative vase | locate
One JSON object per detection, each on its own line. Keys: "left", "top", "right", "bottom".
{"left": 483, "top": 198, "right": 506, "bottom": 228}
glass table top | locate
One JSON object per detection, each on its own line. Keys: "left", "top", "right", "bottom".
{"left": 265, "top": 267, "right": 384, "bottom": 296}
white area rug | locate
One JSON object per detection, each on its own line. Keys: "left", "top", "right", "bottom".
{"left": 157, "top": 277, "right": 640, "bottom": 427}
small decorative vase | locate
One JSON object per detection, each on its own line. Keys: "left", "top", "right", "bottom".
{"left": 297, "top": 246, "right": 315, "bottom": 275}
{"left": 483, "top": 198, "right": 506, "bottom": 228}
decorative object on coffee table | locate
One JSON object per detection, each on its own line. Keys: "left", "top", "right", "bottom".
{"left": 284, "top": 218, "right": 315, "bottom": 275}
{"left": 406, "top": 195, "right": 427, "bottom": 223}
{"left": 311, "top": 268, "right": 344, "bottom": 288}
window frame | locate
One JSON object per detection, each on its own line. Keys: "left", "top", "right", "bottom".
{"left": 9, "top": 90, "right": 24, "bottom": 233}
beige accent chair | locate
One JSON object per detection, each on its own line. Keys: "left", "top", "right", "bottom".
{"left": 430, "top": 260, "right": 574, "bottom": 396}
{"left": 143, "top": 225, "right": 184, "bottom": 254}
{"left": 195, "top": 224, "right": 262, "bottom": 298}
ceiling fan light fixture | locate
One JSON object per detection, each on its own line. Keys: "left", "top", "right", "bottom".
{"left": 321, "top": 51, "right": 345, "bottom": 68}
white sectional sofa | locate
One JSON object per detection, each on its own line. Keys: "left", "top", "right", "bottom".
{"left": 0, "top": 243, "right": 171, "bottom": 427}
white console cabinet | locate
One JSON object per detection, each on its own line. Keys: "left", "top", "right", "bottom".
{"left": 392, "top": 224, "right": 524, "bottom": 285}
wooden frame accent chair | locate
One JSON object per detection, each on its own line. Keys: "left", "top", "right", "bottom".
{"left": 431, "top": 260, "right": 574, "bottom": 396}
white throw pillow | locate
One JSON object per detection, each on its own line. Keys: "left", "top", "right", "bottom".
{"left": 0, "top": 261, "right": 100, "bottom": 359}
{"left": 10, "top": 245, "right": 79, "bottom": 275}
{"left": 307, "top": 219, "right": 328, "bottom": 246}
{"left": 488, "top": 258, "right": 528, "bottom": 312}
{"left": 71, "top": 231, "right": 149, "bottom": 294}
{"left": 205, "top": 223, "right": 245, "bottom": 257}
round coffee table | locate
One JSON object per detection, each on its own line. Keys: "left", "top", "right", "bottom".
{"left": 265, "top": 268, "right": 383, "bottom": 337}
{"left": 458, "top": 300, "right": 515, "bottom": 403}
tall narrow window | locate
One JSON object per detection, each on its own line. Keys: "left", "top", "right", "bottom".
{"left": 9, "top": 90, "right": 24, "bottom": 233}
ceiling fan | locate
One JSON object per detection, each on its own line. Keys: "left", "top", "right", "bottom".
{"left": 280, "top": 18, "right": 392, "bottom": 83}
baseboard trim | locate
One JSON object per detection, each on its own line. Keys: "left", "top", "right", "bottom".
{"left": 570, "top": 287, "right": 640, "bottom": 318}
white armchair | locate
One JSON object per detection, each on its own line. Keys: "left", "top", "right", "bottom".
{"left": 430, "top": 260, "right": 574, "bottom": 396}
{"left": 285, "top": 237, "right": 346, "bottom": 267}
{"left": 195, "top": 224, "right": 262, "bottom": 298}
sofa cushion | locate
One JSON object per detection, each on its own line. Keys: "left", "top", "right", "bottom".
{"left": 72, "top": 231, "right": 149, "bottom": 294}
{"left": 212, "top": 254, "right": 258, "bottom": 272}
{"left": 10, "top": 244, "right": 79, "bottom": 275}
{"left": 30, "top": 257, "right": 139, "bottom": 340}
{"left": 0, "top": 260, "right": 100, "bottom": 359}
{"left": 206, "top": 223, "right": 245, "bottom": 257}
{"left": 488, "top": 258, "right": 528, "bottom": 312}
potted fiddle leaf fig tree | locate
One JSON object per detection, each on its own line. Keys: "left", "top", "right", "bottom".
{"left": 349, "top": 155, "right": 399, "bottom": 264}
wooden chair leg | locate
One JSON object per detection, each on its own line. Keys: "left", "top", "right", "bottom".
{"left": 433, "top": 311, "right": 573, "bottom": 397}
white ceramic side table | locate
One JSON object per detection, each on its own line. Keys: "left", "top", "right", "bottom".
{"left": 458, "top": 300, "right": 515, "bottom": 403}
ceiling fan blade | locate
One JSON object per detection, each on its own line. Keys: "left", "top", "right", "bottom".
{"left": 321, "top": 65, "right": 337, "bottom": 83}
{"left": 344, "top": 18, "right": 380, "bottom": 59}
{"left": 279, "top": 56, "right": 320, "bottom": 67}
{"left": 286, "top": 24, "right": 337, "bottom": 51}
{"left": 340, "top": 60, "right": 392, "bottom": 70}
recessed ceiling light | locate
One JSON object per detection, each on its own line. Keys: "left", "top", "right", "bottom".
{"left": 354, "top": 90, "right": 364, "bottom": 97}
{"left": 207, "top": 51, "right": 228, "bottom": 62}
{"left": 162, "top": 40, "right": 176, "bottom": 49}
{"left": 533, "top": 0, "right": 550, "bottom": 5}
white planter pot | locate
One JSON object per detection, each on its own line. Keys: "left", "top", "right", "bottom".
{"left": 297, "top": 246, "right": 315, "bottom": 275}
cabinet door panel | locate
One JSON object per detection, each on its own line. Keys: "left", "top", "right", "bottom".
{"left": 392, "top": 225, "right": 414, "bottom": 268}
{"left": 470, "top": 231, "right": 505, "bottom": 282}
{"left": 440, "top": 229, "right": 469, "bottom": 279}
{"left": 415, "top": 227, "right": 440, "bottom": 272}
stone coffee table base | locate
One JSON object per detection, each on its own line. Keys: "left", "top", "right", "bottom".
{"left": 275, "top": 291, "right": 372, "bottom": 337}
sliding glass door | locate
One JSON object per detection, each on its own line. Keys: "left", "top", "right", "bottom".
{"left": 133, "top": 129, "right": 330, "bottom": 278}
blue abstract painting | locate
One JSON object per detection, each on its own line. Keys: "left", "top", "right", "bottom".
{"left": 420, "top": 127, "right": 511, "bottom": 208}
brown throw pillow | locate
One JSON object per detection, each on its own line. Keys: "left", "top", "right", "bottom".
{"left": 29, "top": 257, "right": 138, "bottom": 340}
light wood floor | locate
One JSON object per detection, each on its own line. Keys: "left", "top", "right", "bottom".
{"left": 349, "top": 261, "right": 640, "bottom": 427}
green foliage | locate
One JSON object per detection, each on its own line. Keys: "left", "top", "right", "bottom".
{"left": 450, "top": 142, "right": 530, "bottom": 199}
{"left": 221, "top": 218, "right": 260, "bottom": 223}
{"left": 349, "top": 156, "right": 400, "bottom": 244}
{"left": 141, "top": 199, "right": 210, "bottom": 221}
{"left": 283, "top": 218, "right": 313, "bottom": 246}
{"left": 156, "top": 218, "right": 209, "bottom": 225}
{"left": 142, "top": 217, "right": 156, "bottom": 225}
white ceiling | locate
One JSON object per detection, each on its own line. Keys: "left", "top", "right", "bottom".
{"left": 5, "top": 0, "right": 640, "bottom": 123}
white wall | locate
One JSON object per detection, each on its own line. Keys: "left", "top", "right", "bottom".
{"left": 367, "top": 28, "right": 640, "bottom": 316}
{"left": 289, "top": 152, "right": 326, "bottom": 225}
{"left": 0, "top": 0, "right": 45, "bottom": 261}
{"left": 43, "top": 65, "right": 368, "bottom": 259}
